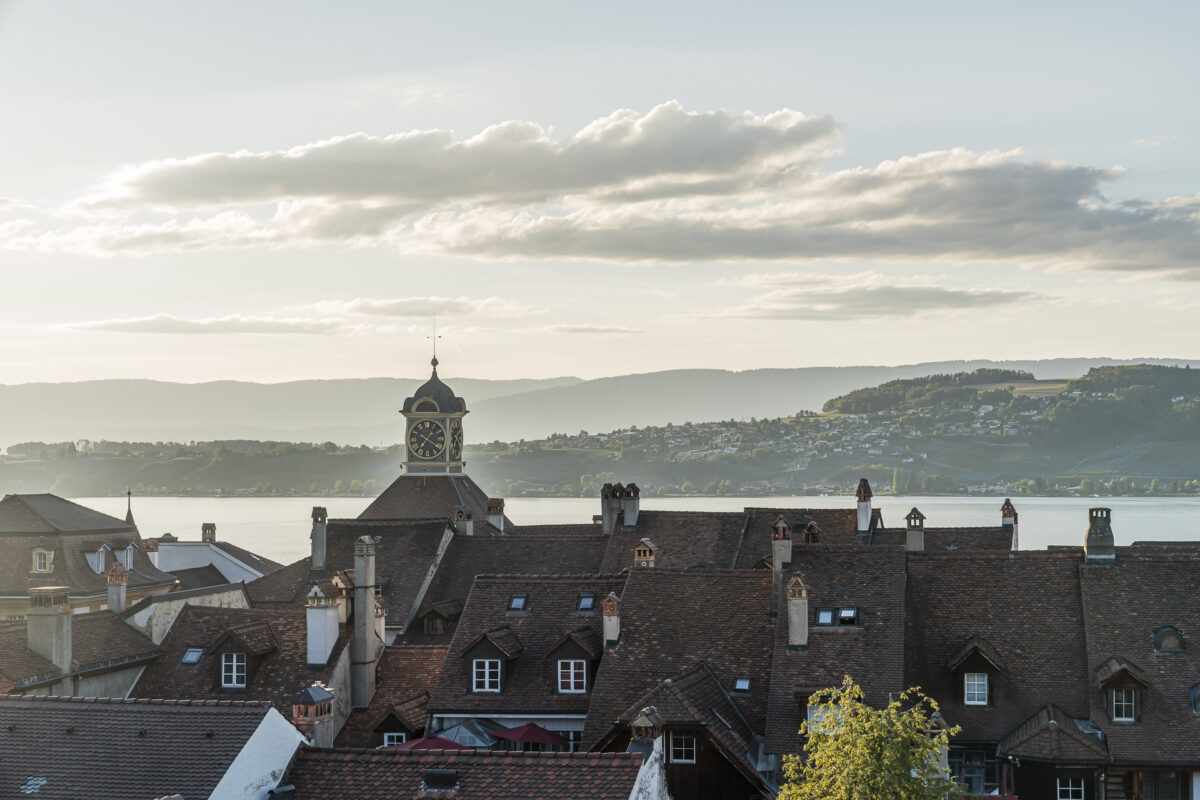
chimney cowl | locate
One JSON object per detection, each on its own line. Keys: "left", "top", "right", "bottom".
{"left": 105, "top": 563, "right": 128, "bottom": 585}
{"left": 311, "top": 506, "right": 328, "bottom": 523}
{"left": 856, "top": 478, "right": 873, "bottom": 501}
{"left": 201, "top": 522, "right": 217, "bottom": 543}
{"left": 1084, "top": 507, "right": 1116, "bottom": 562}
{"left": 905, "top": 507, "right": 926, "bottom": 529}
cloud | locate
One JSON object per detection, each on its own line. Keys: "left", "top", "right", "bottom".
{"left": 314, "top": 295, "right": 540, "bottom": 318}
{"left": 542, "top": 324, "right": 643, "bottom": 334}
{"left": 70, "top": 313, "right": 344, "bottom": 335}
{"left": 1132, "top": 135, "right": 1176, "bottom": 148}
{"left": 4, "top": 104, "right": 1199, "bottom": 278}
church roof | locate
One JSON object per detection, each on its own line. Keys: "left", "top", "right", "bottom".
{"left": 401, "top": 358, "right": 466, "bottom": 414}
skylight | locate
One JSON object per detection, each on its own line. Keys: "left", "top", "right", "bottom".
{"left": 577, "top": 593, "right": 595, "bottom": 611}
{"left": 734, "top": 676, "right": 751, "bottom": 692}
{"left": 507, "top": 594, "right": 528, "bottom": 611}
{"left": 181, "top": 647, "right": 204, "bottom": 664}
{"left": 838, "top": 608, "right": 859, "bottom": 626}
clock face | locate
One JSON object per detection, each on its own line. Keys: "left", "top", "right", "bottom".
{"left": 408, "top": 419, "right": 446, "bottom": 459}
{"left": 449, "top": 419, "right": 463, "bottom": 460}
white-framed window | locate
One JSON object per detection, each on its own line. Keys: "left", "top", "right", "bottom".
{"left": 221, "top": 652, "right": 246, "bottom": 687}
{"left": 558, "top": 659, "right": 587, "bottom": 693}
{"left": 473, "top": 659, "right": 500, "bottom": 692}
{"left": 964, "top": 672, "right": 988, "bottom": 705}
{"left": 1112, "top": 688, "right": 1136, "bottom": 722}
{"left": 669, "top": 731, "right": 696, "bottom": 764}
{"left": 33, "top": 550, "right": 49, "bottom": 573}
{"left": 383, "top": 732, "right": 407, "bottom": 746}
{"left": 1058, "top": 776, "right": 1085, "bottom": 800}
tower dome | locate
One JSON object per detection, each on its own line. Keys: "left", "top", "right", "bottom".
{"left": 401, "top": 357, "right": 467, "bottom": 414}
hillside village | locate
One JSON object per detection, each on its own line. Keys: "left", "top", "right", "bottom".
{"left": 4, "top": 361, "right": 1200, "bottom": 799}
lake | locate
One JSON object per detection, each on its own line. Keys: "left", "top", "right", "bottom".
{"left": 74, "top": 494, "right": 1200, "bottom": 566}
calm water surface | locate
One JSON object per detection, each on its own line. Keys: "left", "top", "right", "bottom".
{"left": 76, "top": 494, "right": 1200, "bottom": 566}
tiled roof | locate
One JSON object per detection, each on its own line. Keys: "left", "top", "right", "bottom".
{"left": 599, "top": 510, "right": 751, "bottom": 572}
{"left": 997, "top": 704, "right": 1109, "bottom": 763}
{"left": 0, "top": 610, "right": 161, "bottom": 689}
{"left": 905, "top": 550, "right": 1091, "bottom": 745}
{"left": 765, "top": 547, "right": 907, "bottom": 755}
{"left": 0, "top": 695, "right": 275, "bottom": 800}
{"left": 0, "top": 493, "right": 132, "bottom": 534}
{"left": 213, "top": 540, "right": 284, "bottom": 573}
{"left": 1078, "top": 549, "right": 1200, "bottom": 764}
{"left": 583, "top": 569, "right": 773, "bottom": 750}
{"left": 285, "top": 747, "right": 645, "bottom": 800}
{"left": 737, "top": 508, "right": 864, "bottom": 566}
{"left": 336, "top": 645, "right": 449, "bottom": 748}
{"left": 246, "top": 519, "right": 451, "bottom": 626}
{"left": 170, "top": 564, "right": 229, "bottom": 590}
{"left": 870, "top": 526, "right": 1012, "bottom": 551}
{"left": 131, "top": 605, "right": 350, "bottom": 715}
{"left": 430, "top": 575, "right": 627, "bottom": 717}
{"left": 359, "top": 474, "right": 513, "bottom": 532}
{"left": 0, "top": 527, "right": 177, "bottom": 599}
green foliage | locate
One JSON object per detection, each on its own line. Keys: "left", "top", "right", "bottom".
{"left": 779, "top": 677, "right": 960, "bottom": 800}
{"left": 823, "top": 369, "right": 1033, "bottom": 414}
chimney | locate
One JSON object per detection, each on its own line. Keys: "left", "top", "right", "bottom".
{"left": 602, "top": 592, "right": 621, "bottom": 646}
{"left": 453, "top": 506, "right": 474, "bottom": 536}
{"left": 905, "top": 507, "right": 926, "bottom": 552}
{"left": 351, "top": 536, "right": 379, "bottom": 708}
{"left": 306, "top": 586, "right": 339, "bottom": 667}
{"left": 622, "top": 483, "right": 641, "bottom": 528}
{"left": 201, "top": 522, "right": 217, "bottom": 543}
{"left": 1084, "top": 508, "right": 1116, "bottom": 563}
{"left": 786, "top": 576, "right": 809, "bottom": 651}
{"left": 627, "top": 705, "right": 664, "bottom": 757}
{"left": 291, "top": 683, "right": 336, "bottom": 748}
{"left": 27, "top": 586, "right": 72, "bottom": 672}
{"left": 771, "top": 516, "right": 793, "bottom": 577}
{"left": 1001, "top": 498, "right": 1019, "bottom": 550}
{"left": 856, "top": 478, "right": 873, "bottom": 534}
{"left": 144, "top": 538, "right": 159, "bottom": 568}
{"left": 632, "top": 538, "right": 657, "bottom": 568}
{"left": 311, "top": 507, "right": 328, "bottom": 571}
{"left": 106, "top": 563, "right": 127, "bottom": 613}
{"left": 600, "top": 483, "right": 618, "bottom": 536}
{"left": 486, "top": 498, "right": 505, "bottom": 531}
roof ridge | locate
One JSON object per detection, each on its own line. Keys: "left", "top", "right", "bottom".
{"left": 0, "top": 695, "right": 274, "bottom": 707}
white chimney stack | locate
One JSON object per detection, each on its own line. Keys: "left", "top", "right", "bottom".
{"left": 487, "top": 498, "right": 505, "bottom": 531}
{"left": 306, "top": 587, "right": 339, "bottom": 667}
{"left": 1001, "top": 498, "right": 1019, "bottom": 550}
{"left": 106, "top": 563, "right": 127, "bottom": 614}
{"left": 603, "top": 592, "right": 621, "bottom": 646}
{"left": 856, "top": 478, "right": 873, "bottom": 534}
{"left": 27, "top": 587, "right": 72, "bottom": 672}
{"left": 771, "top": 516, "right": 793, "bottom": 576}
{"left": 311, "top": 507, "right": 328, "bottom": 571}
{"left": 453, "top": 507, "right": 474, "bottom": 536}
{"left": 905, "top": 507, "right": 926, "bottom": 552}
{"left": 786, "top": 577, "right": 809, "bottom": 650}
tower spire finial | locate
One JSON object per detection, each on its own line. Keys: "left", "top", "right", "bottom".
{"left": 125, "top": 488, "right": 136, "bottom": 527}
{"left": 428, "top": 317, "right": 441, "bottom": 371}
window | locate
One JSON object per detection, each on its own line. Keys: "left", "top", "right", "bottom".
{"left": 33, "top": 550, "right": 49, "bottom": 573}
{"left": 1112, "top": 688, "right": 1136, "bottom": 722}
{"left": 838, "top": 608, "right": 858, "bottom": 626}
{"left": 221, "top": 652, "right": 246, "bottom": 687}
{"left": 815, "top": 609, "right": 834, "bottom": 626}
{"left": 473, "top": 659, "right": 500, "bottom": 692}
{"left": 507, "top": 594, "right": 527, "bottom": 611}
{"left": 558, "top": 659, "right": 587, "bottom": 693}
{"left": 669, "top": 731, "right": 696, "bottom": 764}
{"left": 181, "top": 647, "right": 204, "bottom": 665}
{"left": 1142, "top": 771, "right": 1181, "bottom": 800}
{"left": 558, "top": 729, "right": 582, "bottom": 752}
{"left": 383, "top": 732, "right": 407, "bottom": 746}
{"left": 1057, "top": 777, "right": 1085, "bottom": 800}
{"left": 577, "top": 593, "right": 595, "bottom": 611}
{"left": 964, "top": 673, "right": 988, "bottom": 705}
{"left": 949, "top": 749, "right": 1000, "bottom": 795}
{"left": 1190, "top": 684, "right": 1200, "bottom": 714}
{"left": 424, "top": 616, "right": 444, "bottom": 635}
{"left": 733, "top": 676, "right": 751, "bottom": 692}
{"left": 1154, "top": 627, "right": 1185, "bottom": 653}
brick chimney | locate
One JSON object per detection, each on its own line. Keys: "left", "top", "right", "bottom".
{"left": 106, "top": 562, "right": 127, "bottom": 613}
{"left": 1084, "top": 508, "right": 1116, "bottom": 563}
{"left": 27, "top": 586, "right": 72, "bottom": 672}
{"left": 771, "top": 516, "right": 793, "bottom": 577}
{"left": 311, "top": 507, "right": 328, "bottom": 571}
{"left": 453, "top": 506, "right": 474, "bottom": 536}
{"left": 622, "top": 483, "right": 641, "bottom": 528}
{"left": 905, "top": 507, "right": 926, "bottom": 552}
{"left": 351, "top": 536, "right": 379, "bottom": 708}
{"left": 856, "top": 478, "right": 873, "bottom": 534}
{"left": 305, "top": 586, "right": 339, "bottom": 667}
{"left": 201, "top": 522, "right": 217, "bottom": 543}
{"left": 632, "top": 538, "right": 657, "bottom": 568}
{"left": 786, "top": 576, "right": 809, "bottom": 651}
{"left": 291, "top": 683, "right": 336, "bottom": 748}
{"left": 486, "top": 498, "right": 505, "bottom": 531}
{"left": 1001, "top": 498, "right": 1019, "bottom": 550}
{"left": 602, "top": 592, "right": 621, "bottom": 646}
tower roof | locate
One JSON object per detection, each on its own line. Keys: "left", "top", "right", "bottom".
{"left": 402, "top": 358, "right": 467, "bottom": 414}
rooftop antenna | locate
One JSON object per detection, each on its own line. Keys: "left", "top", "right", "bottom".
{"left": 427, "top": 317, "right": 441, "bottom": 371}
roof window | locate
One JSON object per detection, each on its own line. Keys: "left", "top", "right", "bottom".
{"left": 181, "top": 647, "right": 204, "bottom": 665}
{"left": 838, "top": 608, "right": 859, "bottom": 626}
{"left": 1190, "top": 684, "right": 1200, "bottom": 714}
{"left": 815, "top": 609, "right": 835, "bottom": 626}
{"left": 577, "top": 593, "right": 595, "bottom": 611}
{"left": 507, "top": 594, "right": 528, "bottom": 611}
{"left": 1154, "top": 626, "right": 1186, "bottom": 653}
{"left": 422, "top": 769, "right": 458, "bottom": 791}
{"left": 733, "top": 676, "right": 751, "bottom": 692}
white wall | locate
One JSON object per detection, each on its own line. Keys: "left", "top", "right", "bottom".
{"left": 628, "top": 736, "right": 670, "bottom": 800}
{"left": 156, "top": 542, "right": 268, "bottom": 584}
{"left": 210, "top": 708, "right": 304, "bottom": 800}
{"left": 124, "top": 586, "right": 249, "bottom": 643}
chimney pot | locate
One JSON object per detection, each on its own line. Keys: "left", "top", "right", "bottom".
{"left": 772, "top": 517, "right": 793, "bottom": 575}
{"left": 201, "top": 523, "right": 217, "bottom": 543}
{"left": 856, "top": 478, "right": 873, "bottom": 533}
{"left": 602, "top": 592, "right": 621, "bottom": 645}
{"left": 1084, "top": 507, "right": 1116, "bottom": 563}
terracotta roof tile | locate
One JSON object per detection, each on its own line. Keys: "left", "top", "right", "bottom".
{"left": 335, "top": 645, "right": 449, "bottom": 748}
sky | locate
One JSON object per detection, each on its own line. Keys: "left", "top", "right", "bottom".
{"left": 1, "top": 1, "right": 1198, "bottom": 384}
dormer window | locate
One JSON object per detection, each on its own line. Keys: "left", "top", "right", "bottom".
{"left": 577, "top": 593, "right": 595, "bottom": 611}
{"left": 964, "top": 673, "right": 988, "bottom": 705}
{"left": 507, "top": 594, "right": 528, "bottom": 611}
{"left": 473, "top": 659, "right": 500, "bottom": 692}
{"left": 414, "top": 399, "right": 439, "bottom": 413}
{"left": 557, "top": 660, "right": 587, "bottom": 693}
{"left": 31, "top": 548, "right": 52, "bottom": 573}
{"left": 221, "top": 652, "right": 247, "bottom": 688}
{"left": 1154, "top": 626, "right": 1186, "bottom": 653}
{"left": 1111, "top": 688, "right": 1137, "bottom": 723}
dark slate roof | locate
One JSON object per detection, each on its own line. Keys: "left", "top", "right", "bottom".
{"left": 1078, "top": 548, "right": 1200, "bottom": 765}
{"left": 131, "top": 605, "right": 350, "bottom": 715}
{"left": 765, "top": 547, "right": 907, "bottom": 755}
{"left": 359, "top": 474, "right": 512, "bottom": 532}
{"left": 997, "top": 704, "right": 1109, "bottom": 763}
{"left": 0, "top": 695, "right": 275, "bottom": 800}
{"left": 583, "top": 569, "right": 774, "bottom": 749}
{"left": 246, "top": 519, "right": 450, "bottom": 626}
{"left": 599, "top": 510, "right": 751, "bottom": 572}
{"left": 619, "top": 662, "right": 764, "bottom": 790}
{"left": 736, "top": 508, "right": 864, "bottom": 567}
{"left": 170, "top": 564, "right": 230, "bottom": 590}
{"left": 285, "top": 747, "right": 645, "bottom": 800}
{"left": 0, "top": 611, "right": 161, "bottom": 690}
{"left": 904, "top": 550, "right": 1091, "bottom": 745}
{"left": 869, "top": 525, "right": 1012, "bottom": 551}
{"left": 430, "top": 575, "right": 627, "bottom": 717}
{"left": 0, "top": 493, "right": 132, "bottom": 534}
{"left": 401, "top": 362, "right": 466, "bottom": 414}
{"left": 335, "top": 644, "right": 449, "bottom": 748}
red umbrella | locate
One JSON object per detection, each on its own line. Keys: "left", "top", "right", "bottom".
{"left": 390, "top": 735, "right": 471, "bottom": 750}
{"left": 491, "top": 723, "right": 570, "bottom": 745}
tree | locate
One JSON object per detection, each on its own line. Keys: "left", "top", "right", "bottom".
{"left": 779, "top": 677, "right": 960, "bottom": 800}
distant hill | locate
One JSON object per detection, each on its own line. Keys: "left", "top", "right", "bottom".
{"left": 2, "top": 358, "right": 1198, "bottom": 447}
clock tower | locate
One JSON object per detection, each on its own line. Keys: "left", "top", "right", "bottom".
{"left": 400, "top": 357, "right": 467, "bottom": 475}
